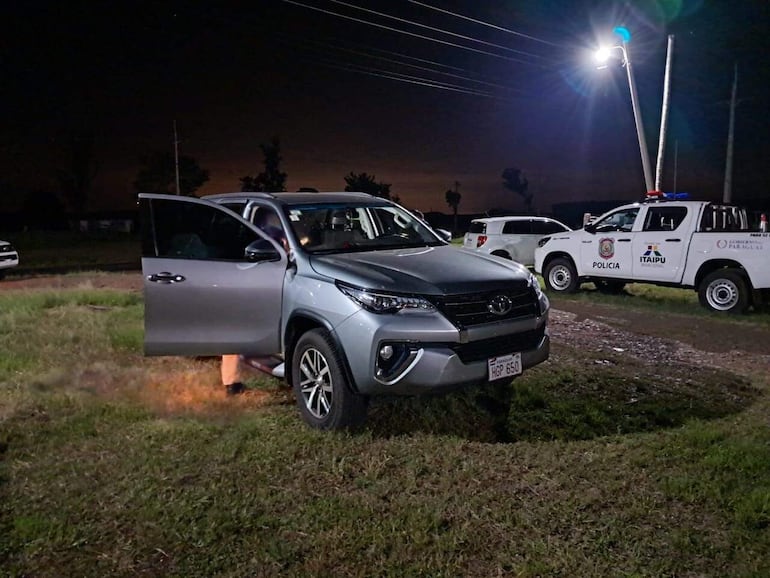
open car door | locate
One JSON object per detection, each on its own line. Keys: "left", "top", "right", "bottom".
{"left": 140, "top": 194, "right": 286, "bottom": 356}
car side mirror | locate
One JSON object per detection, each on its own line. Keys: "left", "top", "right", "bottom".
{"left": 584, "top": 223, "right": 596, "bottom": 234}
{"left": 435, "top": 228, "right": 452, "bottom": 242}
{"left": 245, "top": 239, "right": 281, "bottom": 262}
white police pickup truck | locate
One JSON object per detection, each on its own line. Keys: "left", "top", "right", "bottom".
{"left": 534, "top": 196, "right": 770, "bottom": 314}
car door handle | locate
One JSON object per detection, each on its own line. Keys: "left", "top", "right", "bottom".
{"left": 147, "top": 272, "right": 186, "bottom": 284}
{"left": 665, "top": 238, "right": 681, "bottom": 242}
{"left": 581, "top": 240, "right": 592, "bottom": 243}
{"left": 617, "top": 238, "right": 631, "bottom": 242}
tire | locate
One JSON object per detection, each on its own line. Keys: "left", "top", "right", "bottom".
{"left": 291, "top": 328, "right": 368, "bottom": 430}
{"left": 698, "top": 269, "right": 750, "bottom": 314}
{"left": 491, "top": 250, "right": 511, "bottom": 260}
{"left": 543, "top": 257, "right": 579, "bottom": 293}
{"left": 594, "top": 279, "right": 626, "bottom": 294}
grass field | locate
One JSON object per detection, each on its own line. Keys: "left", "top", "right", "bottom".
{"left": 1, "top": 277, "right": 769, "bottom": 576}
{"left": 3, "top": 231, "right": 140, "bottom": 271}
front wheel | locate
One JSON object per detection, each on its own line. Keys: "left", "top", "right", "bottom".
{"left": 698, "top": 269, "right": 750, "bottom": 314}
{"left": 543, "top": 257, "right": 579, "bottom": 293}
{"left": 291, "top": 328, "right": 368, "bottom": 430}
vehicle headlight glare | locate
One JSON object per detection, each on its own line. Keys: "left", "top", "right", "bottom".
{"left": 338, "top": 284, "right": 435, "bottom": 314}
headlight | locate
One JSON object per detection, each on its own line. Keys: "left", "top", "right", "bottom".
{"left": 338, "top": 283, "right": 435, "bottom": 314}
{"left": 528, "top": 272, "right": 549, "bottom": 316}
{"left": 537, "top": 236, "right": 551, "bottom": 248}
{"left": 527, "top": 272, "right": 544, "bottom": 299}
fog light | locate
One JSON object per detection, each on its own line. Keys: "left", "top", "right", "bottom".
{"left": 375, "top": 342, "right": 422, "bottom": 385}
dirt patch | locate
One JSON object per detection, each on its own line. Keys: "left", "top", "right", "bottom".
{"left": 1, "top": 271, "right": 143, "bottom": 292}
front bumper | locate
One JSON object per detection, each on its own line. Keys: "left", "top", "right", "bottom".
{"left": 0, "top": 252, "right": 19, "bottom": 270}
{"left": 333, "top": 308, "right": 550, "bottom": 396}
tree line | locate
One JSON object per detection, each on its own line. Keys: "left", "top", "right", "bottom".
{"left": 47, "top": 133, "right": 534, "bottom": 219}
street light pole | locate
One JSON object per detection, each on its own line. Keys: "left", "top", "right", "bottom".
{"left": 618, "top": 42, "right": 654, "bottom": 193}
{"left": 596, "top": 34, "right": 655, "bottom": 194}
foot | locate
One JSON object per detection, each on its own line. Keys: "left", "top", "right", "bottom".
{"left": 225, "top": 382, "right": 245, "bottom": 396}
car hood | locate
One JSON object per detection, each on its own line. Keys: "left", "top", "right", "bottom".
{"left": 309, "top": 245, "right": 531, "bottom": 295}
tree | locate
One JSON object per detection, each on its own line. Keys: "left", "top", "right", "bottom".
{"left": 445, "top": 181, "right": 461, "bottom": 235}
{"left": 502, "top": 168, "right": 533, "bottom": 213}
{"left": 57, "top": 130, "right": 98, "bottom": 213}
{"left": 343, "top": 172, "right": 391, "bottom": 199}
{"left": 134, "top": 151, "right": 209, "bottom": 196}
{"left": 240, "top": 136, "right": 287, "bottom": 192}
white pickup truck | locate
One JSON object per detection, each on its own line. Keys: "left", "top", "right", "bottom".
{"left": 534, "top": 198, "right": 770, "bottom": 313}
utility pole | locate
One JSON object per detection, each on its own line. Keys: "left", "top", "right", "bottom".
{"left": 723, "top": 63, "right": 738, "bottom": 204}
{"left": 655, "top": 35, "right": 675, "bottom": 192}
{"left": 173, "top": 120, "right": 181, "bottom": 195}
{"left": 673, "top": 140, "right": 678, "bottom": 193}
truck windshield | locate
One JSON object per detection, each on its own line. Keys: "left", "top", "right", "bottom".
{"left": 284, "top": 203, "right": 443, "bottom": 254}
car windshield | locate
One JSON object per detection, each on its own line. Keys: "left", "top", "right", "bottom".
{"left": 284, "top": 202, "right": 443, "bottom": 254}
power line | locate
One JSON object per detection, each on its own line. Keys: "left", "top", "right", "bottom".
{"left": 408, "top": 0, "right": 566, "bottom": 48}
{"left": 280, "top": 36, "right": 526, "bottom": 93}
{"left": 307, "top": 57, "right": 513, "bottom": 100}
{"left": 279, "top": 0, "right": 550, "bottom": 67}
{"left": 326, "top": 0, "right": 553, "bottom": 63}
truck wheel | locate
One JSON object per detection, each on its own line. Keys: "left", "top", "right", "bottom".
{"left": 292, "top": 328, "right": 368, "bottom": 430}
{"left": 594, "top": 280, "right": 626, "bottom": 294}
{"left": 698, "top": 270, "right": 750, "bottom": 314}
{"left": 543, "top": 258, "right": 579, "bottom": 293}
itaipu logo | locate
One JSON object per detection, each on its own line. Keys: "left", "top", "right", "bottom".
{"left": 598, "top": 238, "right": 615, "bottom": 259}
{"left": 640, "top": 244, "right": 666, "bottom": 264}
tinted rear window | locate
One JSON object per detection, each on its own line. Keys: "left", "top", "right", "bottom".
{"left": 468, "top": 222, "right": 486, "bottom": 234}
{"left": 502, "top": 221, "right": 531, "bottom": 234}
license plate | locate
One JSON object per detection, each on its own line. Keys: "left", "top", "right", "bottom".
{"left": 488, "top": 352, "right": 522, "bottom": 381}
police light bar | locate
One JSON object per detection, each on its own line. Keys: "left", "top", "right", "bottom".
{"left": 645, "top": 191, "right": 689, "bottom": 201}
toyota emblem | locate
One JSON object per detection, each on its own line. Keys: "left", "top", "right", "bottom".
{"left": 487, "top": 294, "right": 513, "bottom": 316}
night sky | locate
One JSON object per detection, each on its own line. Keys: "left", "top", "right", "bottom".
{"left": 2, "top": 0, "right": 769, "bottom": 214}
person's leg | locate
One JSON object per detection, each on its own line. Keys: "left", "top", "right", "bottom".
{"left": 221, "top": 355, "right": 244, "bottom": 395}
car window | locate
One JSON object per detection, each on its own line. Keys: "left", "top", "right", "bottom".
{"left": 468, "top": 222, "right": 486, "bottom": 234}
{"left": 286, "top": 202, "right": 442, "bottom": 253}
{"left": 643, "top": 206, "right": 688, "bottom": 231}
{"left": 593, "top": 208, "right": 640, "bottom": 233}
{"left": 502, "top": 220, "right": 531, "bottom": 234}
{"left": 532, "top": 220, "right": 567, "bottom": 235}
{"left": 145, "top": 198, "right": 259, "bottom": 260}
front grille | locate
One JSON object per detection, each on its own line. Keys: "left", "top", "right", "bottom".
{"left": 429, "top": 286, "right": 540, "bottom": 328}
{"left": 450, "top": 325, "right": 546, "bottom": 363}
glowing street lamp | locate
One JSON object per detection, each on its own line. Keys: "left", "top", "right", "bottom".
{"left": 595, "top": 27, "right": 654, "bottom": 193}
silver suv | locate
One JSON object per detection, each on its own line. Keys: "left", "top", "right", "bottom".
{"left": 463, "top": 216, "right": 571, "bottom": 266}
{"left": 140, "top": 192, "right": 550, "bottom": 430}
